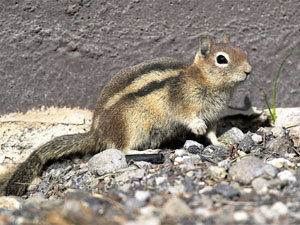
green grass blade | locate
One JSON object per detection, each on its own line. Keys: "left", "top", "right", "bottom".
{"left": 252, "top": 80, "right": 275, "bottom": 121}
{"left": 272, "top": 45, "right": 300, "bottom": 121}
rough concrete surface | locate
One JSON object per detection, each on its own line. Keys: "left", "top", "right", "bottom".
{"left": 0, "top": 0, "right": 299, "bottom": 115}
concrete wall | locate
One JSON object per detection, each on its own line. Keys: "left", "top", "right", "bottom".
{"left": 0, "top": 0, "right": 299, "bottom": 115}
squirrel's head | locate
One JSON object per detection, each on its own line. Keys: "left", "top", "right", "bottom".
{"left": 194, "top": 34, "right": 252, "bottom": 88}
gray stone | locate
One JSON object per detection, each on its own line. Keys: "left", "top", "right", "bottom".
{"left": 183, "top": 140, "right": 204, "bottom": 154}
{"left": 219, "top": 127, "right": 245, "bottom": 145}
{"left": 88, "top": 149, "right": 127, "bottom": 175}
{"left": 265, "top": 137, "right": 290, "bottom": 155}
{"left": 115, "top": 168, "right": 145, "bottom": 183}
{"left": 238, "top": 135, "right": 254, "bottom": 153}
{"left": 263, "top": 164, "right": 278, "bottom": 178}
{"left": 213, "top": 183, "right": 241, "bottom": 198}
{"left": 25, "top": 192, "right": 46, "bottom": 206}
{"left": 160, "top": 198, "right": 192, "bottom": 220}
{"left": 229, "top": 156, "right": 265, "bottom": 184}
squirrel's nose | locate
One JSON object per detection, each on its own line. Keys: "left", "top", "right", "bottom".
{"left": 245, "top": 71, "right": 251, "bottom": 76}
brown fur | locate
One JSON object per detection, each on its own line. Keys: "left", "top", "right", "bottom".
{"left": 1, "top": 35, "right": 251, "bottom": 196}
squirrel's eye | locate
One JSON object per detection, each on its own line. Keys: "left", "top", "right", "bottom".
{"left": 216, "top": 55, "right": 228, "bottom": 64}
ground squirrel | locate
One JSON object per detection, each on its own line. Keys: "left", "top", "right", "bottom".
{"left": 2, "top": 35, "right": 251, "bottom": 196}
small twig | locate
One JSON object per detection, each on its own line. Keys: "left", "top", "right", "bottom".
{"left": 234, "top": 144, "right": 240, "bottom": 158}
{"left": 228, "top": 145, "right": 233, "bottom": 159}
{"left": 228, "top": 144, "right": 239, "bottom": 159}
{"left": 293, "top": 147, "right": 300, "bottom": 156}
{"left": 263, "top": 132, "right": 266, "bottom": 147}
{"left": 285, "top": 123, "right": 300, "bottom": 129}
{"left": 96, "top": 166, "right": 136, "bottom": 180}
{"left": 169, "top": 166, "right": 206, "bottom": 178}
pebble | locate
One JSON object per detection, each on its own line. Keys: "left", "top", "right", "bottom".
{"left": 238, "top": 135, "right": 254, "bottom": 153}
{"left": 133, "top": 161, "right": 153, "bottom": 170}
{"left": 277, "top": 170, "right": 297, "bottom": 182}
{"left": 0, "top": 196, "right": 22, "bottom": 210}
{"left": 229, "top": 156, "right": 265, "bottom": 184}
{"left": 251, "top": 133, "right": 263, "bottom": 144}
{"left": 174, "top": 149, "right": 187, "bottom": 157}
{"left": 265, "top": 137, "right": 290, "bottom": 155}
{"left": 219, "top": 127, "right": 245, "bottom": 144}
{"left": 207, "top": 166, "right": 227, "bottom": 181}
{"left": 262, "top": 164, "right": 278, "bottom": 178}
{"left": 115, "top": 168, "right": 145, "bottom": 183}
{"left": 233, "top": 211, "right": 249, "bottom": 222}
{"left": 135, "top": 191, "right": 150, "bottom": 202}
{"left": 267, "top": 158, "right": 293, "bottom": 169}
{"left": 155, "top": 176, "right": 166, "bottom": 185}
{"left": 270, "top": 201, "right": 289, "bottom": 215}
{"left": 212, "top": 183, "right": 241, "bottom": 198}
{"left": 160, "top": 198, "right": 192, "bottom": 220}
{"left": 251, "top": 177, "right": 268, "bottom": 194}
{"left": 88, "top": 149, "right": 127, "bottom": 175}
{"left": 181, "top": 156, "right": 195, "bottom": 169}
{"left": 25, "top": 192, "right": 46, "bottom": 206}
{"left": 270, "top": 126, "right": 285, "bottom": 137}
{"left": 183, "top": 140, "right": 204, "bottom": 154}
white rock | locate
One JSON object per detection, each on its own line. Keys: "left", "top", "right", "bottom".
{"left": 124, "top": 217, "right": 160, "bottom": 225}
{"left": 183, "top": 140, "right": 204, "bottom": 150}
{"left": 218, "top": 159, "right": 231, "bottom": 169}
{"left": 174, "top": 156, "right": 183, "bottom": 165}
{"left": 270, "top": 126, "right": 285, "bottom": 137}
{"left": 174, "top": 149, "right": 187, "bottom": 157}
{"left": 155, "top": 177, "right": 166, "bottom": 185}
{"left": 135, "top": 191, "right": 150, "bottom": 202}
{"left": 271, "top": 201, "right": 288, "bottom": 215}
{"left": 115, "top": 168, "right": 145, "bottom": 183}
{"left": 199, "top": 186, "right": 213, "bottom": 194}
{"left": 168, "top": 184, "right": 185, "bottom": 195}
{"left": 252, "top": 177, "right": 268, "bottom": 194}
{"left": 251, "top": 133, "right": 263, "bottom": 144}
{"left": 182, "top": 156, "right": 195, "bottom": 169}
{"left": 277, "top": 170, "right": 297, "bottom": 182}
{"left": 160, "top": 198, "right": 192, "bottom": 220}
{"left": 88, "top": 149, "right": 127, "bottom": 175}
{"left": 275, "top": 107, "right": 300, "bottom": 128}
{"left": 0, "top": 154, "right": 5, "bottom": 164}
{"left": 207, "top": 166, "right": 227, "bottom": 181}
{"left": 195, "top": 208, "right": 212, "bottom": 218}
{"left": 0, "top": 196, "right": 22, "bottom": 210}
{"left": 233, "top": 211, "right": 249, "bottom": 222}
{"left": 267, "top": 158, "right": 293, "bottom": 169}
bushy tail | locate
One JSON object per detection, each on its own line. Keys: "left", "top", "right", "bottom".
{"left": 3, "top": 132, "right": 97, "bottom": 196}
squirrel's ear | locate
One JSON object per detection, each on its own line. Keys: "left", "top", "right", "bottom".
{"left": 222, "top": 34, "right": 230, "bottom": 43}
{"left": 199, "top": 36, "right": 213, "bottom": 58}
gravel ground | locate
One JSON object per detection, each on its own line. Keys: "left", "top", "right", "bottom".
{"left": 0, "top": 107, "right": 300, "bottom": 225}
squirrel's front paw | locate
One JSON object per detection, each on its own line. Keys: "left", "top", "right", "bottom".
{"left": 188, "top": 119, "right": 207, "bottom": 136}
